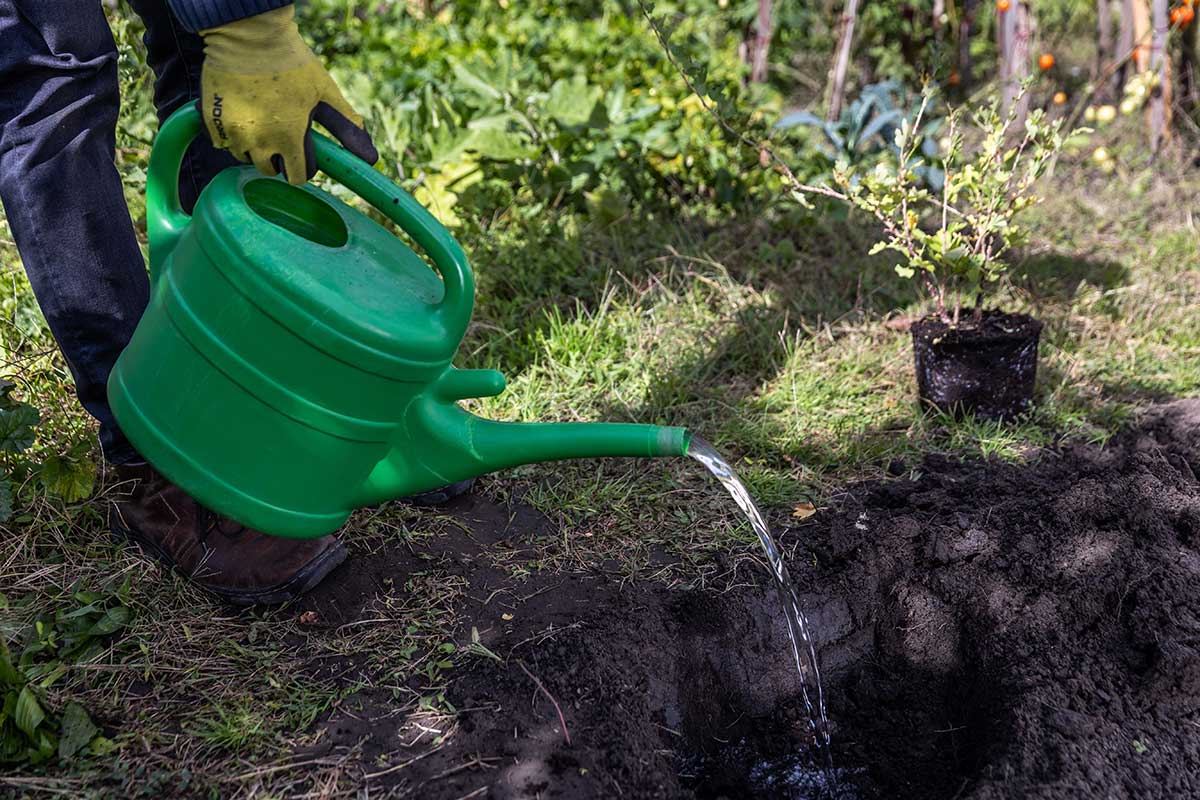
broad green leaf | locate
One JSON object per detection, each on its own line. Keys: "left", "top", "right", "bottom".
{"left": 856, "top": 109, "right": 901, "bottom": 152}
{"left": 57, "top": 702, "right": 98, "bottom": 760}
{"left": 14, "top": 686, "right": 44, "bottom": 738}
{"left": 86, "top": 606, "right": 132, "bottom": 638}
{"left": 0, "top": 403, "right": 38, "bottom": 454}
{"left": 35, "top": 662, "right": 67, "bottom": 690}
{"left": 822, "top": 124, "right": 845, "bottom": 153}
{"left": 450, "top": 61, "right": 503, "bottom": 100}
{"left": 425, "top": 126, "right": 474, "bottom": 167}
{"left": 414, "top": 158, "right": 483, "bottom": 227}
{"left": 775, "top": 110, "right": 825, "bottom": 130}
{"left": 545, "top": 76, "right": 599, "bottom": 127}
{"left": 88, "top": 735, "right": 116, "bottom": 756}
{"left": 38, "top": 456, "right": 97, "bottom": 503}
{"left": 415, "top": 182, "right": 460, "bottom": 225}
{"left": 586, "top": 189, "right": 629, "bottom": 226}
{"left": 60, "top": 603, "right": 102, "bottom": 620}
{"left": 465, "top": 112, "right": 518, "bottom": 131}
{"left": 463, "top": 128, "right": 536, "bottom": 161}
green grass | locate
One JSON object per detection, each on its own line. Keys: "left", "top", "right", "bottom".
{"left": 3, "top": 9, "right": 1200, "bottom": 798}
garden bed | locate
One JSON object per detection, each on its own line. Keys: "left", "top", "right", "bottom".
{"left": 296, "top": 399, "right": 1200, "bottom": 798}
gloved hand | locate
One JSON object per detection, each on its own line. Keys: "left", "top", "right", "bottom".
{"left": 199, "top": 5, "right": 378, "bottom": 184}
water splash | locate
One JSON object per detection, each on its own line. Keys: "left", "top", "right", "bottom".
{"left": 750, "top": 753, "right": 862, "bottom": 799}
{"left": 688, "top": 436, "right": 834, "bottom": 777}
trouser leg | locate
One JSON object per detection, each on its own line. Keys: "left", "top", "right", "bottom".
{"left": 0, "top": 1, "right": 236, "bottom": 464}
{"left": 0, "top": 0, "right": 146, "bottom": 464}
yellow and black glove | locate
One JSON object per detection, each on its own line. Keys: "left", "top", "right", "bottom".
{"left": 199, "top": 5, "right": 377, "bottom": 184}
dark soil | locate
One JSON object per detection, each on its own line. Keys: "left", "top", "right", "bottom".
{"left": 912, "top": 310, "right": 1043, "bottom": 419}
{"left": 297, "top": 399, "right": 1200, "bottom": 799}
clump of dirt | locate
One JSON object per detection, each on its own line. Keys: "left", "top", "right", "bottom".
{"left": 298, "top": 399, "right": 1200, "bottom": 798}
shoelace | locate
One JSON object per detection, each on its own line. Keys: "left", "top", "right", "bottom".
{"left": 195, "top": 502, "right": 247, "bottom": 541}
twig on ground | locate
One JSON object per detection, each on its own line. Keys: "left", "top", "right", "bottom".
{"left": 517, "top": 659, "right": 572, "bottom": 746}
{"left": 363, "top": 740, "right": 447, "bottom": 779}
{"left": 429, "top": 755, "right": 501, "bottom": 782}
{"left": 233, "top": 756, "right": 348, "bottom": 781}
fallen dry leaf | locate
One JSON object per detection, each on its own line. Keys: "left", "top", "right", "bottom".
{"left": 792, "top": 501, "right": 817, "bottom": 519}
{"left": 501, "top": 613, "right": 514, "bottom": 621}
{"left": 299, "top": 610, "right": 320, "bottom": 625}
{"left": 884, "top": 314, "right": 914, "bottom": 333}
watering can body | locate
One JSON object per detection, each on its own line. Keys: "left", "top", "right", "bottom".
{"left": 108, "top": 105, "right": 688, "bottom": 538}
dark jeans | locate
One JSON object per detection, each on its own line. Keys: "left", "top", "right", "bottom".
{"left": 0, "top": 0, "right": 236, "bottom": 464}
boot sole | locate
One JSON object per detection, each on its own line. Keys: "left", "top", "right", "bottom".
{"left": 110, "top": 519, "right": 348, "bottom": 607}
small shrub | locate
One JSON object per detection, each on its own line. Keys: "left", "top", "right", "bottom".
{"left": 795, "top": 88, "right": 1079, "bottom": 324}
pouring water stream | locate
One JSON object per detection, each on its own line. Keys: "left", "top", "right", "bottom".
{"left": 688, "top": 436, "right": 835, "bottom": 780}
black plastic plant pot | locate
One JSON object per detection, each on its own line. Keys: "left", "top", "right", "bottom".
{"left": 911, "top": 310, "right": 1043, "bottom": 421}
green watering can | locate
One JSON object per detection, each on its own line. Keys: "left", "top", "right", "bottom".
{"left": 108, "top": 104, "right": 690, "bottom": 539}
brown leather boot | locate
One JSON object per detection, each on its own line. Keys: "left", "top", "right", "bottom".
{"left": 108, "top": 463, "right": 346, "bottom": 606}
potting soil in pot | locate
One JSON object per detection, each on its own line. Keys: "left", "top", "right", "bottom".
{"left": 911, "top": 310, "right": 1043, "bottom": 420}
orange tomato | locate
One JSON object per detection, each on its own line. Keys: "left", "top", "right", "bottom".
{"left": 948, "top": 70, "right": 962, "bottom": 86}
{"left": 997, "top": 0, "right": 1011, "bottom": 10}
{"left": 1053, "top": 91, "right": 1067, "bottom": 105}
{"left": 1038, "top": 53, "right": 1055, "bottom": 71}
{"left": 1184, "top": 5, "right": 1196, "bottom": 24}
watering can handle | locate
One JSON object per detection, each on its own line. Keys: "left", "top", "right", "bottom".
{"left": 147, "top": 103, "right": 473, "bottom": 327}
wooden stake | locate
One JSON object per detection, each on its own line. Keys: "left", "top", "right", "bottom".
{"left": 1133, "top": 0, "right": 1152, "bottom": 70}
{"left": 1117, "top": 0, "right": 1137, "bottom": 92}
{"left": 999, "top": 0, "right": 1031, "bottom": 126}
{"left": 828, "top": 0, "right": 861, "bottom": 121}
{"left": 1097, "top": 0, "right": 1115, "bottom": 100}
{"left": 749, "top": 0, "right": 774, "bottom": 83}
{"left": 1148, "top": 0, "right": 1171, "bottom": 152}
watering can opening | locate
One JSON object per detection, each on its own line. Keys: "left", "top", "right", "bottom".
{"left": 243, "top": 179, "right": 349, "bottom": 249}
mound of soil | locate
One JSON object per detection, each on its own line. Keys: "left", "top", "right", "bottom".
{"left": 299, "top": 400, "right": 1200, "bottom": 799}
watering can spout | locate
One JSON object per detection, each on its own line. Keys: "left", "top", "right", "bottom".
{"left": 355, "top": 368, "right": 691, "bottom": 506}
